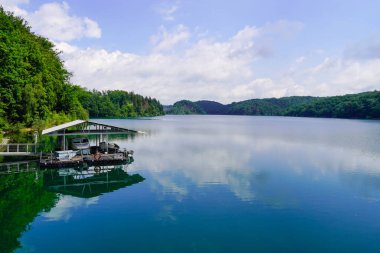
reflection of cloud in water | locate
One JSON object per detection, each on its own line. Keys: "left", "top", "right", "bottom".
{"left": 134, "top": 132, "right": 256, "bottom": 202}
{"left": 156, "top": 205, "right": 177, "bottom": 223}
{"left": 150, "top": 174, "right": 188, "bottom": 202}
{"left": 42, "top": 195, "right": 98, "bottom": 221}
{"left": 339, "top": 171, "right": 380, "bottom": 201}
{"left": 124, "top": 117, "right": 380, "bottom": 204}
{"left": 154, "top": 134, "right": 378, "bottom": 202}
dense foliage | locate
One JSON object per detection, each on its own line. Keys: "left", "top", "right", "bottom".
{"left": 78, "top": 89, "right": 164, "bottom": 118}
{"left": 0, "top": 7, "right": 88, "bottom": 131}
{"left": 168, "top": 91, "right": 380, "bottom": 119}
{"left": 196, "top": 100, "right": 225, "bottom": 114}
{"left": 0, "top": 8, "right": 164, "bottom": 135}
{"left": 166, "top": 97, "right": 316, "bottom": 115}
{"left": 284, "top": 91, "right": 380, "bottom": 119}
{"left": 224, "top": 96, "right": 316, "bottom": 115}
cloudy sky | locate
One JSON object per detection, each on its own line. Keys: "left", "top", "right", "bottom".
{"left": 1, "top": 0, "right": 380, "bottom": 104}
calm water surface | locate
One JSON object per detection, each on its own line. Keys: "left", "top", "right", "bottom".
{"left": 2, "top": 115, "right": 380, "bottom": 253}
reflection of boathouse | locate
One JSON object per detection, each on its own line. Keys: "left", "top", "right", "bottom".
{"left": 43, "top": 165, "right": 145, "bottom": 198}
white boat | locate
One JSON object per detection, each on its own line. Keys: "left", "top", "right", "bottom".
{"left": 71, "top": 138, "right": 90, "bottom": 150}
{"left": 54, "top": 150, "right": 78, "bottom": 161}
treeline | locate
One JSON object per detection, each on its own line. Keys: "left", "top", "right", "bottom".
{"left": 0, "top": 7, "right": 163, "bottom": 134}
{"left": 284, "top": 91, "right": 380, "bottom": 118}
{"left": 165, "top": 97, "right": 315, "bottom": 115}
{"left": 167, "top": 91, "right": 380, "bottom": 119}
{"left": 78, "top": 89, "right": 163, "bottom": 118}
{"left": 224, "top": 96, "right": 316, "bottom": 115}
{"left": 165, "top": 100, "right": 206, "bottom": 114}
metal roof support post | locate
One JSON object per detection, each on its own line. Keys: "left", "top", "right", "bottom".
{"left": 63, "top": 129, "right": 66, "bottom": 151}
{"left": 96, "top": 124, "right": 99, "bottom": 147}
{"left": 106, "top": 132, "right": 108, "bottom": 154}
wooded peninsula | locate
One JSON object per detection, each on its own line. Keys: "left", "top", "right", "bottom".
{"left": 0, "top": 7, "right": 164, "bottom": 137}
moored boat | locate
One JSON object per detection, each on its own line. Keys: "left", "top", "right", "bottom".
{"left": 71, "top": 138, "right": 90, "bottom": 150}
{"left": 99, "top": 141, "right": 120, "bottom": 153}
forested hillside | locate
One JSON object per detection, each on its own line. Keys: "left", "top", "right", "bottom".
{"left": 284, "top": 91, "right": 380, "bottom": 119}
{"left": 0, "top": 7, "right": 87, "bottom": 130}
{"left": 196, "top": 100, "right": 225, "bottom": 114}
{"left": 224, "top": 96, "right": 316, "bottom": 115}
{"left": 166, "top": 97, "right": 317, "bottom": 116}
{"left": 165, "top": 100, "right": 206, "bottom": 114}
{"left": 167, "top": 91, "right": 380, "bottom": 119}
{"left": 79, "top": 90, "right": 163, "bottom": 118}
{"left": 0, "top": 7, "right": 163, "bottom": 134}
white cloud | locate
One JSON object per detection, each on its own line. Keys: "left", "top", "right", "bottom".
{"left": 155, "top": 2, "right": 179, "bottom": 21}
{"left": 58, "top": 21, "right": 318, "bottom": 104}
{"left": 281, "top": 55, "right": 380, "bottom": 97}
{"left": 58, "top": 25, "right": 267, "bottom": 104}
{"left": 0, "top": 1, "right": 101, "bottom": 42}
{"left": 0, "top": 0, "right": 29, "bottom": 16}
{"left": 27, "top": 2, "right": 101, "bottom": 41}
{"left": 55, "top": 21, "right": 310, "bottom": 104}
{"left": 331, "top": 59, "right": 380, "bottom": 91}
{"left": 151, "top": 24, "right": 190, "bottom": 52}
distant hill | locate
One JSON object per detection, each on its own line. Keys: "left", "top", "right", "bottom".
{"left": 167, "top": 91, "right": 380, "bottom": 119}
{"left": 167, "top": 96, "right": 318, "bottom": 116}
{"left": 165, "top": 100, "right": 206, "bottom": 114}
{"left": 224, "top": 96, "right": 316, "bottom": 115}
{"left": 196, "top": 100, "right": 226, "bottom": 114}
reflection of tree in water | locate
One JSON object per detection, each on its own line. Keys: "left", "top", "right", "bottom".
{"left": 0, "top": 159, "right": 144, "bottom": 252}
{"left": 0, "top": 171, "right": 58, "bottom": 253}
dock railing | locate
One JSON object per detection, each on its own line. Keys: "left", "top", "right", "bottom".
{"left": 0, "top": 143, "right": 38, "bottom": 155}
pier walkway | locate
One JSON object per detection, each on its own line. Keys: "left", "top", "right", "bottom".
{"left": 0, "top": 144, "right": 38, "bottom": 156}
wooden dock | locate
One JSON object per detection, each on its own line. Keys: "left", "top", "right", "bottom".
{"left": 39, "top": 151, "right": 133, "bottom": 168}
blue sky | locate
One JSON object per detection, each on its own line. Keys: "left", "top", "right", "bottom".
{"left": 1, "top": 0, "right": 380, "bottom": 104}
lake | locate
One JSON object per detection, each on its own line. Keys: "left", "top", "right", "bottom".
{"left": 2, "top": 115, "right": 380, "bottom": 253}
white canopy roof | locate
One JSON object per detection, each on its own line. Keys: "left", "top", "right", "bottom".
{"left": 42, "top": 120, "right": 86, "bottom": 135}
{"left": 41, "top": 120, "right": 142, "bottom": 135}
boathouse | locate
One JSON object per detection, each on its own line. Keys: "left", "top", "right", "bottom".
{"left": 41, "top": 120, "right": 142, "bottom": 151}
{"left": 38, "top": 120, "right": 140, "bottom": 167}
{"left": 0, "top": 120, "right": 141, "bottom": 157}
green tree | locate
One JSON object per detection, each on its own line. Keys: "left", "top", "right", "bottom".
{"left": 0, "top": 7, "right": 88, "bottom": 129}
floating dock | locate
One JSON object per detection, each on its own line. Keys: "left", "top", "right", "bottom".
{"left": 39, "top": 150, "right": 134, "bottom": 168}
